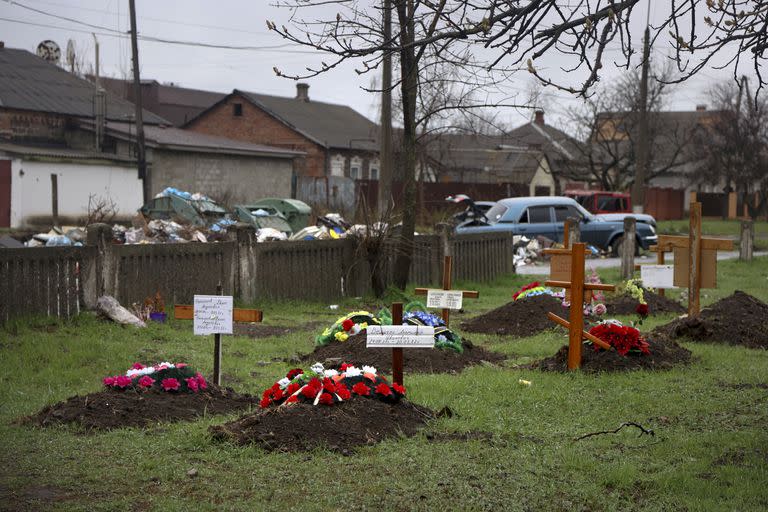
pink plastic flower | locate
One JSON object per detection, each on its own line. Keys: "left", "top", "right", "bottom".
{"left": 138, "top": 375, "right": 155, "bottom": 388}
{"left": 102, "top": 376, "right": 116, "bottom": 387}
{"left": 195, "top": 373, "right": 208, "bottom": 390}
{"left": 114, "top": 375, "right": 133, "bottom": 389}
{"left": 175, "top": 363, "right": 188, "bottom": 368}
{"left": 131, "top": 363, "right": 145, "bottom": 370}
{"left": 185, "top": 377, "right": 199, "bottom": 392}
{"left": 161, "top": 378, "right": 180, "bottom": 391}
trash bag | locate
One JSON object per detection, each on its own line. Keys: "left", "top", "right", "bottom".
{"left": 96, "top": 295, "right": 146, "bottom": 327}
{"left": 45, "top": 235, "right": 73, "bottom": 247}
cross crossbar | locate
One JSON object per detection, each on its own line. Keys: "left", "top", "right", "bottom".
{"left": 651, "top": 235, "right": 733, "bottom": 252}
{"left": 414, "top": 288, "right": 479, "bottom": 299}
{"left": 547, "top": 312, "right": 612, "bottom": 351}
{"left": 545, "top": 280, "right": 615, "bottom": 291}
{"left": 174, "top": 305, "right": 263, "bottom": 323}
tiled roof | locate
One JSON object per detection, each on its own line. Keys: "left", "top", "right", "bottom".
{"left": 0, "top": 47, "right": 168, "bottom": 124}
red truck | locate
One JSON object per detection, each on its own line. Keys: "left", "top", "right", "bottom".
{"left": 564, "top": 190, "right": 632, "bottom": 214}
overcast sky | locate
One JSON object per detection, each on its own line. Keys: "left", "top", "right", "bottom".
{"left": 1, "top": 0, "right": 755, "bottom": 133}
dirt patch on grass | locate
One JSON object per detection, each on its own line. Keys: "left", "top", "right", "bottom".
{"left": 24, "top": 386, "right": 258, "bottom": 431}
{"left": 530, "top": 336, "right": 692, "bottom": 373}
{"left": 652, "top": 291, "right": 768, "bottom": 349}
{"left": 209, "top": 399, "right": 433, "bottom": 452}
{"left": 233, "top": 321, "right": 324, "bottom": 339}
{"left": 302, "top": 331, "right": 507, "bottom": 374}
{"left": 461, "top": 295, "right": 567, "bottom": 337}
{"left": 603, "top": 290, "right": 686, "bottom": 315}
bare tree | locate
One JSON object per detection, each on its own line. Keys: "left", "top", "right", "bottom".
{"left": 698, "top": 78, "right": 768, "bottom": 219}
{"left": 560, "top": 64, "right": 700, "bottom": 191}
{"left": 268, "top": 0, "right": 768, "bottom": 288}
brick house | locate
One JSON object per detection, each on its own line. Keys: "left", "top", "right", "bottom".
{"left": 185, "top": 84, "right": 380, "bottom": 180}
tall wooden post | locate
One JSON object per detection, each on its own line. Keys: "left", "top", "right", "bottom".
{"left": 129, "top": 0, "right": 149, "bottom": 203}
{"left": 740, "top": 220, "right": 754, "bottom": 261}
{"left": 567, "top": 217, "right": 580, "bottom": 247}
{"left": 391, "top": 302, "right": 404, "bottom": 386}
{"left": 441, "top": 255, "right": 452, "bottom": 325}
{"left": 563, "top": 221, "right": 570, "bottom": 248}
{"left": 567, "top": 243, "right": 586, "bottom": 370}
{"left": 688, "top": 202, "right": 702, "bottom": 316}
{"left": 621, "top": 217, "right": 636, "bottom": 279}
{"left": 50, "top": 174, "right": 59, "bottom": 229}
{"left": 656, "top": 248, "right": 666, "bottom": 297}
{"left": 213, "top": 282, "right": 223, "bottom": 386}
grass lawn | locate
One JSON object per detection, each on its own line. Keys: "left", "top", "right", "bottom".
{"left": 656, "top": 218, "right": 768, "bottom": 238}
{"left": 1, "top": 258, "right": 767, "bottom": 511}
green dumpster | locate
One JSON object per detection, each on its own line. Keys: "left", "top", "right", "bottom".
{"left": 140, "top": 195, "right": 227, "bottom": 227}
{"left": 232, "top": 205, "right": 293, "bottom": 234}
{"left": 234, "top": 199, "right": 311, "bottom": 233}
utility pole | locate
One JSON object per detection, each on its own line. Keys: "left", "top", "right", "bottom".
{"left": 631, "top": 25, "right": 650, "bottom": 214}
{"left": 378, "top": 0, "right": 393, "bottom": 215}
{"left": 129, "top": 0, "right": 149, "bottom": 203}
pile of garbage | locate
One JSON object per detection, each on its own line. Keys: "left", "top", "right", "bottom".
{"left": 21, "top": 227, "right": 87, "bottom": 247}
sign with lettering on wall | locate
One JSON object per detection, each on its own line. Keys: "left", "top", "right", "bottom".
{"left": 193, "top": 295, "right": 233, "bottom": 335}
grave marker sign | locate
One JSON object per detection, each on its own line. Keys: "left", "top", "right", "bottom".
{"left": 414, "top": 255, "right": 479, "bottom": 327}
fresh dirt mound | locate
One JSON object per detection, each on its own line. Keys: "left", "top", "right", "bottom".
{"left": 652, "top": 291, "right": 768, "bottom": 349}
{"left": 602, "top": 290, "right": 686, "bottom": 315}
{"left": 531, "top": 336, "right": 692, "bottom": 373}
{"left": 25, "top": 386, "right": 258, "bottom": 431}
{"left": 233, "top": 321, "right": 324, "bottom": 339}
{"left": 303, "top": 331, "right": 506, "bottom": 374}
{"left": 461, "top": 295, "right": 567, "bottom": 337}
{"left": 209, "top": 399, "right": 433, "bottom": 452}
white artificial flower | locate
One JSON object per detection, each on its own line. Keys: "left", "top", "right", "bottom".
{"left": 126, "top": 369, "right": 142, "bottom": 378}
{"left": 343, "top": 366, "right": 361, "bottom": 377}
{"left": 310, "top": 362, "right": 325, "bottom": 374}
{"left": 125, "top": 367, "right": 156, "bottom": 377}
{"left": 323, "top": 369, "right": 339, "bottom": 378}
{"left": 278, "top": 377, "right": 291, "bottom": 388}
{"left": 350, "top": 324, "right": 362, "bottom": 335}
{"left": 157, "top": 361, "right": 175, "bottom": 369}
{"left": 362, "top": 365, "right": 377, "bottom": 375}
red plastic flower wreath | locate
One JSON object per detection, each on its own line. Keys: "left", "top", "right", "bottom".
{"left": 341, "top": 319, "right": 355, "bottom": 331}
{"left": 352, "top": 382, "right": 370, "bottom": 396}
{"left": 286, "top": 368, "right": 304, "bottom": 380}
{"left": 588, "top": 322, "right": 650, "bottom": 356}
{"left": 318, "top": 392, "right": 334, "bottom": 405}
{"left": 375, "top": 383, "right": 392, "bottom": 396}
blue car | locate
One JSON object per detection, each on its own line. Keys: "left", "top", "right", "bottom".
{"left": 455, "top": 196, "right": 657, "bottom": 254}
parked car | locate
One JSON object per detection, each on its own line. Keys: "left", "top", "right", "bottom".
{"left": 455, "top": 196, "right": 658, "bottom": 255}
{"left": 446, "top": 195, "right": 496, "bottom": 225}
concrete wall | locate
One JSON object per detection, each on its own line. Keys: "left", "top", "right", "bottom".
{"left": 8, "top": 158, "right": 142, "bottom": 228}
{"left": 150, "top": 150, "right": 293, "bottom": 203}
{"left": 529, "top": 157, "right": 555, "bottom": 196}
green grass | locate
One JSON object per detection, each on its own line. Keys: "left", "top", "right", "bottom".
{"left": 1, "top": 259, "right": 768, "bottom": 511}
{"left": 657, "top": 218, "right": 768, "bottom": 238}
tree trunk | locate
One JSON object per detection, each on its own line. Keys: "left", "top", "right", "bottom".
{"left": 392, "top": 0, "right": 418, "bottom": 289}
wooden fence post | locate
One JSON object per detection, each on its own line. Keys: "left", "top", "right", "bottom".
{"left": 740, "top": 220, "right": 754, "bottom": 261}
{"left": 689, "top": 202, "right": 703, "bottom": 316}
{"left": 621, "top": 217, "right": 636, "bottom": 279}
{"left": 566, "top": 217, "right": 580, "bottom": 247}
{"left": 85, "top": 223, "right": 113, "bottom": 303}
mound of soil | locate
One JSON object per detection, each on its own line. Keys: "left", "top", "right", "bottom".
{"left": 304, "top": 331, "right": 506, "bottom": 374}
{"left": 652, "top": 291, "right": 768, "bottom": 349}
{"left": 232, "top": 321, "right": 324, "bottom": 339}
{"left": 531, "top": 336, "right": 692, "bottom": 373}
{"left": 209, "top": 399, "right": 433, "bottom": 452}
{"left": 602, "top": 290, "right": 686, "bottom": 315}
{"left": 461, "top": 295, "right": 567, "bottom": 337}
{"left": 25, "top": 386, "right": 258, "bottom": 431}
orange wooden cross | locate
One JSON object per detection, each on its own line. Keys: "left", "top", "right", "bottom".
{"left": 543, "top": 246, "right": 594, "bottom": 302}
{"left": 414, "top": 255, "right": 479, "bottom": 327}
{"left": 649, "top": 202, "right": 733, "bottom": 316}
{"left": 545, "top": 242, "right": 616, "bottom": 370}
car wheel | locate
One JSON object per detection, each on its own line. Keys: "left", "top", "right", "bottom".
{"left": 610, "top": 236, "right": 640, "bottom": 257}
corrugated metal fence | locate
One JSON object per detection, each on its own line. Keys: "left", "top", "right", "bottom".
{"left": 0, "top": 226, "right": 515, "bottom": 323}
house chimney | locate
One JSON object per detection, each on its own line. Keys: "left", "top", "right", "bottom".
{"left": 296, "top": 83, "right": 310, "bottom": 102}
{"left": 696, "top": 104, "right": 707, "bottom": 111}
{"left": 534, "top": 109, "right": 545, "bottom": 125}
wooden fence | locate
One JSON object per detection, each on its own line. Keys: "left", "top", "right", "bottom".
{"left": 1, "top": 225, "right": 517, "bottom": 323}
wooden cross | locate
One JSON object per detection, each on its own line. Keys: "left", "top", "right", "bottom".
{"left": 543, "top": 246, "right": 594, "bottom": 302}
{"left": 545, "top": 242, "right": 616, "bottom": 370}
{"left": 649, "top": 202, "right": 733, "bottom": 316}
{"left": 391, "top": 302, "right": 404, "bottom": 386}
{"left": 174, "top": 284, "right": 263, "bottom": 386}
{"left": 414, "top": 255, "right": 479, "bottom": 327}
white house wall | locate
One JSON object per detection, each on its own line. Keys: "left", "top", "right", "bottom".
{"left": 9, "top": 159, "right": 142, "bottom": 228}
{"left": 528, "top": 158, "right": 555, "bottom": 196}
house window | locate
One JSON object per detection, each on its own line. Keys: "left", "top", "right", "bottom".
{"left": 233, "top": 103, "right": 243, "bottom": 117}
{"left": 369, "top": 167, "right": 379, "bottom": 180}
{"left": 330, "top": 155, "right": 345, "bottom": 176}
{"left": 349, "top": 156, "right": 362, "bottom": 180}
{"left": 369, "top": 158, "right": 380, "bottom": 180}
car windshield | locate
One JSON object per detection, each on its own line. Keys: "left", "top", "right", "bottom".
{"left": 484, "top": 203, "right": 508, "bottom": 223}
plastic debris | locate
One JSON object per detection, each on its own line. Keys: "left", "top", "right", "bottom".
{"left": 45, "top": 235, "right": 73, "bottom": 247}
{"left": 256, "top": 228, "right": 288, "bottom": 242}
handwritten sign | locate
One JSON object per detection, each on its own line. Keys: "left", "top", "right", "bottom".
{"left": 640, "top": 264, "right": 675, "bottom": 289}
{"left": 366, "top": 325, "right": 435, "bottom": 348}
{"left": 193, "top": 295, "right": 233, "bottom": 335}
{"left": 426, "top": 289, "right": 464, "bottom": 310}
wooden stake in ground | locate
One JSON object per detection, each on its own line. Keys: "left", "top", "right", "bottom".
{"left": 174, "top": 290, "right": 262, "bottom": 386}
{"left": 545, "top": 242, "right": 616, "bottom": 370}
{"left": 391, "top": 302, "right": 404, "bottom": 386}
{"left": 650, "top": 202, "right": 733, "bottom": 317}
{"left": 414, "top": 255, "right": 479, "bottom": 327}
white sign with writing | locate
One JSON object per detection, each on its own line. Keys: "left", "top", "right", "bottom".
{"left": 366, "top": 325, "right": 435, "bottom": 348}
{"left": 426, "top": 289, "right": 464, "bottom": 310}
{"left": 640, "top": 264, "right": 675, "bottom": 289}
{"left": 193, "top": 295, "right": 233, "bottom": 335}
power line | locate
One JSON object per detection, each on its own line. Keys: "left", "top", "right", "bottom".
{"left": 0, "top": 16, "right": 320, "bottom": 54}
